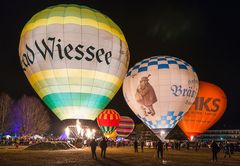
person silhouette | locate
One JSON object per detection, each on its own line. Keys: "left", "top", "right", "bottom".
{"left": 90, "top": 139, "right": 98, "bottom": 159}
{"left": 100, "top": 137, "right": 108, "bottom": 158}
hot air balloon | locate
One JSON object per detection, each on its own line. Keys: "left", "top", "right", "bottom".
{"left": 104, "top": 130, "right": 118, "bottom": 139}
{"left": 178, "top": 81, "right": 227, "bottom": 140}
{"left": 18, "top": 4, "right": 130, "bottom": 121}
{"left": 97, "top": 109, "right": 120, "bottom": 134}
{"left": 123, "top": 56, "right": 199, "bottom": 140}
{"left": 116, "top": 116, "right": 135, "bottom": 138}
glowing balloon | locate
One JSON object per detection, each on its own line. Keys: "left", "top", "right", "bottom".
{"left": 104, "top": 130, "right": 118, "bottom": 139}
{"left": 18, "top": 4, "right": 130, "bottom": 120}
{"left": 178, "top": 81, "right": 227, "bottom": 140}
{"left": 123, "top": 56, "right": 199, "bottom": 140}
{"left": 97, "top": 109, "right": 120, "bottom": 134}
{"left": 116, "top": 116, "right": 135, "bottom": 138}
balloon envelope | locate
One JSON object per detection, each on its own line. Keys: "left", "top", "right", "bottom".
{"left": 97, "top": 109, "right": 120, "bottom": 134}
{"left": 123, "top": 56, "right": 199, "bottom": 140}
{"left": 116, "top": 116, "right": 135, "bottom": 138}
{"left": 178, "top": 81, "right": 227, "bottom": 140}
{"left": 19, "top": 4, "right": 130, "bottom": 121}
{"left": 104, "top": 130, "right": 118, "bottom": 139}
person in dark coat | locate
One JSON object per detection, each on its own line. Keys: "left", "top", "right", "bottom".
{"left": 156, "top": 140, "right": 164, "bottom": 160}
{"left": 90, "top": 139, "right": 98, "bottom": 159}
{"left": 134, "top": 139, "right": 138, "bottom": 152}
{"left": 186, "top": 141, "right": 190, "bottom": 150}
{"left": 140, "top": 140, "right": 144, "bottom": 152}
{"left": 230, "top": 143, "right": 234, "bottom": 155}
{"left": 224, "top": 141, "right": 231, "bottom": 158}
{"left": 100, "top": 137, "right": 108, "bottom": 158}
{"left": 211, "top": 140, "right": 219, "bottom": 162}
{"left": 133, "top": 140, "right": 138, "bottom": 152}
{"left": 165, "top": 142, "right": 168, "bottom": 151}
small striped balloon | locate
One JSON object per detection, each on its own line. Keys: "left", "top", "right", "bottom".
{"left": 97, "top": 109, "right": 120, "bottom": 134}
{"left": 116, "top": 116, "right": 135, "bottom": 138}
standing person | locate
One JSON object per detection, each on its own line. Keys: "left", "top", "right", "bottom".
{"left": 195, "top": 141, "right": 199, "bottom": 152}
{"left": 186, "top": 141, "right": 190, "bottom": 150}
{"left": 224, "top": 141, "right": 231, "bottom": 158}
{"left": 134, "top": 139, "right": 138, "bottom": 152}
{"left": 211, "top": 140, "right": 219, "bottom": 162}
{"left": 230, "top": 143, "right": 234, "bottom": 155}
{"left": 141, "top": 140, "right": 144, "bottom": 152}
{"left": 90, "top": 139, "right": 98, "bottom": 160}
{"left": 156, "top": 140, "right": 164, "bottom": 160}
{"left": 165, "top": 142, "right": 168, "bottom": 151}
{"left": 100, "top": 137, "right": 108, "bottom": 158}
{"left": 171, "top": 142, "right": 174, "bottom": 150}
{"left": 15, "top": 138, "right": 20, "bottom": 149}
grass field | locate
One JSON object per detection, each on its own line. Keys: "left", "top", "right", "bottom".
{"left": 0, "top": 146, "right": 239, "bottom": 166}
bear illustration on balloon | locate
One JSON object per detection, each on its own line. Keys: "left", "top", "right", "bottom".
{"left": 135, "top": 74, "right": 157, "bottom": 116}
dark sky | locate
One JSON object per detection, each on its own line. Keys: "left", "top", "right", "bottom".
{"left": 0, "top": 0, "right": 239, "bottom": 131}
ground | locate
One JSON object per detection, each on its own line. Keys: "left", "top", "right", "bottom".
{"left": 0, "top": 146, "right": 239, "bottom": 166}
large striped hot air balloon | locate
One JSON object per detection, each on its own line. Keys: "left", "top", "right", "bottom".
{"left": 178, "top": 81, "right": 227, "bottom": 140}
{"left": 116, "top": 116, "right": 135, "bottom": 138}
{"left": 123, "top": 56, "right": 199, "bottom": 140}
{"left": 18, "top": 4, "right": 130, "bottom": 121}
{"left": 97, "top": 109, "right": 120, "bottom": 134}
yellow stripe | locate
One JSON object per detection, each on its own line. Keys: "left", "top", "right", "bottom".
{"left": 21, "top": 16, "right": 127, "bottom": 45}
{"left": 99, "top": 113, "right": 103, "bottom": 119}
{"left": 52, "top": 106, "right": 102, "bottom": 120}
{"left": 119, "top": 123, "right": 134, "bottom": 127}
{"left": 37, "top": 85, "right": 116, "bottom": 99}
{"left": 110, "top": 114, "right": 113, "bottom": 120}
{"left": 28, "top": 69, "right": 122, "bottom": 89}
{"left": 116, "top": 114, "right": 120, "bottom": 119}
{"left": 104, "top": 114, "right": 107, "bottom": 120}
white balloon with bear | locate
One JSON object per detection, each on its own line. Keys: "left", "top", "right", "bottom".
{"left": 123, "top": 55, "right": 199, "bottom": 140}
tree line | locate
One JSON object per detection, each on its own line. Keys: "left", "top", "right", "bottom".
{"left": 0, "top": 93, "right": 50, "bottom": 136}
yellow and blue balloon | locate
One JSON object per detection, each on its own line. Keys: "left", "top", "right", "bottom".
{"left": 19, "top": 4, "right": 130, "bottom": 120}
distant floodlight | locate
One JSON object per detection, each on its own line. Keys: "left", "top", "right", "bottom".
{"left": 92, "top": 129, "right": 96, "bottom": 138}
{"left": 86, "top": 128, "right": 91, "bottom": 139}
{"left": 76, "top": 120, "right": 81, "bottom": 135}
{"left": 160, "top": 130, "right": 165, "bottom": 136}
{"left": 65, "top": 127, "right": 70, "bottom": 138}
{"left": 81, "top": 129, "right": 84, "bottom": 137}
{"left": 190, "top": 136, "right": 194, "bottom": 141}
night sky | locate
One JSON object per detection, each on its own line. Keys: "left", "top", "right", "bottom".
{"left": 0, "top": 0, "right": 239, "bottom": 132}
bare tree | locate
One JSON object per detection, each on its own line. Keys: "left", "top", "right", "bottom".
{"left": 10, "top": 95, "right": 50, "bottom": 136}
{"left": 0, "top": 92, "right": 13, "bottom": 133}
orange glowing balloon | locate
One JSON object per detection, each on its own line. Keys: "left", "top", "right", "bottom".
{"left": 178, "top": 81, "right": 227, "bottom": 140}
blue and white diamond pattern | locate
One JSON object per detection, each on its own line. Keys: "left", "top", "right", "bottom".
{"left": 127, "top": 56, "right": 194, "bottom": 77}
{"left": 137, "top": 111, "right": 184, "bottom": 129}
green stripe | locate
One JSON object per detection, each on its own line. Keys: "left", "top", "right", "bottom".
{"left": 43, "top": 92, "right": 110, "bottom": 110}
{"left": 27, "top": 4, "right": 123, "bottom": 36}
{"left": 100, "top": 126, "right": 115, "bottom": 133}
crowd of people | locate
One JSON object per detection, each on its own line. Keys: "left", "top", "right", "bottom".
{"left": 211, "top": 140, "right": 236, "bottom": 162}
{"left": 1, "top": 135, "right": 239, "bottom": 162}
